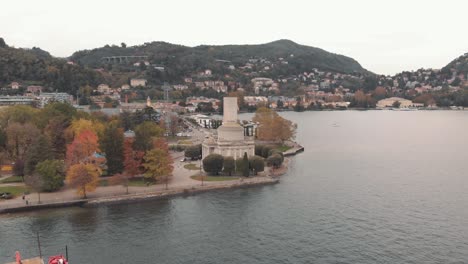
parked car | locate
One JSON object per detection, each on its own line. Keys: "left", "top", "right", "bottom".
{"left": 0, "top": 192, "right": 13, "bottom": 199}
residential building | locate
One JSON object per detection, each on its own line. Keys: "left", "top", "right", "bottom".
{"left": 130, "top": 78, "right": 147, "bottom": 87}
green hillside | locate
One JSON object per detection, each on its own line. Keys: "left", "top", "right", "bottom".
{"left": 70, "top": 39, "right": 367, "bottom": 75}
{"left": 0, "top": 38, "right": 104, "bottom": 94}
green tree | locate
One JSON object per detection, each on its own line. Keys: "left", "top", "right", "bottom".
{"left": 24, "top": 135, "right": 53, "bottom": 175}
{"left": 255, "top": 145, "right": 264, "bottom": 156}
{"left": 249, "top": 155, "right": 265, "bottom": 175}
{"left": 134, "top": 121, "right": 164, "bottom": 151}
{"left": 242, "top": 152, "right": 249, "bottom": 177}
{"left": 35, "top": 159, "right": 65, "bottom": 192}
{"left": 392, "top": 100, "right": 401, "bottom": 108}
{"left": 0, "top": 37, "right": 6, "bottom": 48}
{"left": 202, "top": 154, "right": 224, "bottom": 175}
{"left": 100, "top": 121, "right": 125, "bottom": 175}
{"left": 223, "top": 156, "right": 235, "bottom": 176}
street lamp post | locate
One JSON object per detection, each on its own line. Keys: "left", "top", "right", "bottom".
{"left": 200, "top": 158, "right": 203, "bottom": 186}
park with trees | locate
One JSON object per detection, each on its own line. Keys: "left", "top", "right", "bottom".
{"left": 0, "top": 103, "right": 173, "bottom": 199}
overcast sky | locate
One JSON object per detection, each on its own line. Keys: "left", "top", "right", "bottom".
{"left": 1, "top": 0, "right": 467, "bottom": 75}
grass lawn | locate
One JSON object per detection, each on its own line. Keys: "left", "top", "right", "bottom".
{"left": 190, "top": 175, "right": 239, "bottom": 182}
{"left": 0, "top": 186, "right": 29, "bottom": 198}
{"left": 128, "top": 177, "right": 154, "bottom": 187}
{"left": 0, "top": 175, "right": 23, "bottom": 184}
{"left": 276, "top": 145, "right": 293, "bottom": 152}
{"left": 184, "top": 163, "right": 201, "bottom": 170}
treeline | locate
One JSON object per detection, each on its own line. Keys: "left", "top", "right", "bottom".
{"left": 0, "top": 103, "right": 173, "bottom": 197}
{"left": 0, "top": 38, "right": 104, "bottom": 95}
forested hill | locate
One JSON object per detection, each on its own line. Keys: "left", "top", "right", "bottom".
{"left": 0, "top": 38, "right": 104, "bottom": 94}
{"left": 442, "top": 52, "right": 468, "bottom": 76}
{"left": 70, "top": 39, "right": 368, "bottom": 75}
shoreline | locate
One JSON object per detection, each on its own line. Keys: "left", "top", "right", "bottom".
{"left": 0, "top": 144, "right": 302, "bottom": 215}
{"left": 0, "top": 177, "right": 280, "bottom": 215}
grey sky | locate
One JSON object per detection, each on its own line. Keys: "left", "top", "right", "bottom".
{"left": 1, "top": 0, "right": 467, "bottom": 75}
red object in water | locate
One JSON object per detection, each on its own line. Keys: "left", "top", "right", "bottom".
{"left": 48, "top": 255, "right": 68, "bottom": 264}
{"left": 15, "top": 251, "right": 21, "bottom": 264}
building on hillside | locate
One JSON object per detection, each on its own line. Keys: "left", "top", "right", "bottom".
{"left": 0, "top": 96, "right": 35, "bottom": 106}
{"left": 10, "top": 82, "right": 20, "bottom": 89}
{"left": 26, "top": 85, "right": 42, "bottom": 94}
{"left": 130, "top": 78, "right": 147, "bottom": 87}
{"left": 38, "top": 92, "right": 73, "bottom": 108}
{"left": 97, "top": 84, "right": 111, "bottom": 94}
{"left": 376, "top": 97, "right": 422, "bottom": 108}
{"left": 202, "top": 97, "right": 255, "bottom": 159}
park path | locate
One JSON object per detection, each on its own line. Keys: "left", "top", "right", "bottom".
{"left": 0, "top": 152, "right": 272, "bottom": 210}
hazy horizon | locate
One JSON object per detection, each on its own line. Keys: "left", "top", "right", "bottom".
{"left": 1, "top": 0, "right": 467, "bottom": 75}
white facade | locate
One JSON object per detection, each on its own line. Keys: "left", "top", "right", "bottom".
{"left": 202, "top": 97, "right": 254, "bottom": 160}
{"left": 377, "top": 97, "right": 420, "bottom": 108}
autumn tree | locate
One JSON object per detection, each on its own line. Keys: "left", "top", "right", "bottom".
{"left": 44, "top": 116, "right": 70, "bottom": 159}
{"left": 123, "top": 138, "right": 144, "bottom": 177}
{"left": 66, "top": 118, "right": 104, "bottom": 142}
{"left": 252, "top": 107, "right": 296, "bottom": 142}
{"left": 66, "top": 130, "right": 100, "bottom": 167}
{"left": 142, "top": 148, "right": 174, "bottom": 189}
{"left": 66, "top": 163, "right": 101, "bottom": 198}
{"left": 373, "top": 86, "right": 387, "bottom": 100}
{"left": 6, "top": 122, "right": 41, "bottom": 160}
{"left": 100, "top": 121, "right": 124, "bottom": 175}
{"left": 134, "top": 121, "right": 164, "bottom": 151}
{"left": 0, "top": 105, "right": 39, "bottom": 128}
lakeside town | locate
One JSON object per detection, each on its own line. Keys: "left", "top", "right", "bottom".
{"left": 0, "top": 94, "right": 302, "bottom": 214}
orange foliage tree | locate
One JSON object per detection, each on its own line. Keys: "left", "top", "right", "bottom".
{"left": 123, "top": 138, "right": 144, "bottom": 177}
{"left": 66, "top": 130, "right": 100, "bottom": 167}
{"left": 66, "top": 163, "right": 101, "bottom": 198}
{"left": 252, "top": 107, "right": 296, "bottom": 142}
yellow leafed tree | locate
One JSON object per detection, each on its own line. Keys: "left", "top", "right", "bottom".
{"left": 252, "top": 107, "right": 296, "bottom": 142}
{"left": 65, "top": 118, "right": 105, "bottom": 141}
{"left": 142, "top": 148, "right": 174, "bottom": 189}
{"left": 66, "top": 163, "right": 101, "bottom": 198}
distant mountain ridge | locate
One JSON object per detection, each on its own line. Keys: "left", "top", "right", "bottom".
{"left": 70, "top": 39, "right": 368, "bottom": 75}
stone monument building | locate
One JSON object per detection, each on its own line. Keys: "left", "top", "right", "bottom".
{"left": 202, "top": 97, "right": 255, "bottom": 159}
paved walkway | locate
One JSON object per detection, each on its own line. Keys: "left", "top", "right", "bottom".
{"left": 0, "top": 152, "right": 277, "bottom": 210}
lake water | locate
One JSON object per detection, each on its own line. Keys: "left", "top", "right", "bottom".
{"left": 1, "top": 111, "right": 468, "bottom": 264}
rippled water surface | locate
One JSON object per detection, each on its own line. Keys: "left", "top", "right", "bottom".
{"left": 1, "top": 111, "right": 468, "bottom": 264}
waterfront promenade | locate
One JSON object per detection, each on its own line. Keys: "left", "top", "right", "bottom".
{"left": 0, "top": 152, "right": 285, "bottom": 213}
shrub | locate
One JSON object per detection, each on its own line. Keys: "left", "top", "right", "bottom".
{"left": 267, "top": 154, "right": 283, "bottom": 168}
{"left": 185, "top": 145, "right": 201, "bottom": 160}
{"left": 249, "top": 155, "right": 265, "bottom": 175}
{"left": 255, "top": 145, "right": 264, "bottom": 156}
{"left": 223, "top": 156, "right": 235, "bottom": 176}
{"left": 261, "top": 146, "right": 273, "bottom": 158}
{"left": 202, "top": 154, "right": 224, "bottom": 175}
